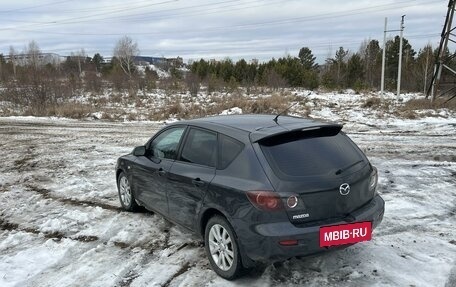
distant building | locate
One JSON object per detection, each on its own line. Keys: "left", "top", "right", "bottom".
{"left": 133, "top": 56, "right": 183, "bottom": 67}
{"left": 4, "top": 53, "right": 65, "bottom": 66}
{"left": 133, "top": 56, "right": 165, "bottom": 65}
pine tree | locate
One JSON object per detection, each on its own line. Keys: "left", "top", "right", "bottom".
{"left": 347, "top": 53, "right": 364, "bottom": 88}
{"left": 335, "top": 47, "right": 349, "bottom": 86}
{"left": 298, "top": 47, "right": 318, "bottom": 70}
{"left": 92, "top": 53, "right": 104, "bottom": 73}
{"left": 385, "top": 36, "right": 415, "bottom": 89}
{"left": 360, "top": 39, "right": 382, "bottom": 89}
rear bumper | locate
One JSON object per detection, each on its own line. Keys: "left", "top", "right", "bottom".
{"left": 234, "top": 195, "right": 385, "bottom": 264}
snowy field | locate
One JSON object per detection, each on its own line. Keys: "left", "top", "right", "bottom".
{"left": 0, "top": 93, "right": 455, "bottom": 286}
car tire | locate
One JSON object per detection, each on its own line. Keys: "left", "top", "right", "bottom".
{"left": 204, "top": 215, "right": 243, "bottom": 280}
{"left": 117, "top": 172, "right": 139, "bottom": 211}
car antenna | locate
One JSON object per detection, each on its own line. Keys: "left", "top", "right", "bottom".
{"left": 273, "top": 102, "right": 298, "bottom": 124}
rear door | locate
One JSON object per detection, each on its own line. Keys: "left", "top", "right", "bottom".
{"left": 257, "top": 129, "right": 375, "bottom": 225}
{"left": 166, "top": 127, "right": 217, "bottom": 230}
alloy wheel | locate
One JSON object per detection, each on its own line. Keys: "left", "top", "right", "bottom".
{"left": 119, "top": 176, "right": 131, "bottom": 207}
{"left": 208, "top": 224, "right": 234, "bottom": 271}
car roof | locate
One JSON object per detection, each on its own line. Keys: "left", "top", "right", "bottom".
{"left": 173, "top": 114, "right": 342, "bottom": 142}
{"left": 179, "top": 114, "right": 322, "bottom": 131}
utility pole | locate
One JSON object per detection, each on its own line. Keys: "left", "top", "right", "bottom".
{"left": 381, "top": 17, "right": 387, "bottom": 96}
{"left": 397, "top": 15, "right": 405, "bottom": 97}
{"left": 427, "top": 0, "right": 456, "bottom": 102}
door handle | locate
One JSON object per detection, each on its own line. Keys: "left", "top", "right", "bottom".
{"left": 192, "top": 178, "right": 205, "bottom": 187}
{"left": 158, "top": 168, "right": 166, "bottom": 176}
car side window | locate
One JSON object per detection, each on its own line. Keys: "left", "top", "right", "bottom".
{"left": 218, "top": 134, "right": 244, "bottom": 170}
{"left": 150, "top": 127, "right": 185, "bottom": 160}
{"left": 180, "top": 128, "right": 217, "bottom": 167}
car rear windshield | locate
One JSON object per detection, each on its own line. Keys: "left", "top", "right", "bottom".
{"left": 259, "top": 130, "right": 366, "bottom": 177}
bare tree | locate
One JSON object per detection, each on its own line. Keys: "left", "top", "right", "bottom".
{"left": 70, "top": 48, "right": 87, "bottom": 76}
{"left": 416, "top": 43, "right": 434, "bottom": 94}
{"left": 9, "top": 46, "right": 17, "bottom": 78}
{"left": 77, "top": 48, "right": 86, "bottom": 76}
{"left": 27, "top": 40, "right": 41, "bottom": 70}
{"left": 113, "top": 36, "right": 139, "bottom": 78}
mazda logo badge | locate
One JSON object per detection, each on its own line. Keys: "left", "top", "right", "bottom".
{"left": 340, "top": 183, "right": 350, "bottom": 195}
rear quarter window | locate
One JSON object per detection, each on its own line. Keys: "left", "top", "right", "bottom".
{"left": 260, "top": 132, "right": 366, "bottom": 177}
{"left": 218, "top": 134, "right": 244, "bottom": 170}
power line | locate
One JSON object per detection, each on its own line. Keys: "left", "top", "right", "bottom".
{"left": 83, "top": 0, "right": 285, "bottom": 23}
{"left": 3, "top": 0, "right": 441, "bottom": 36}
{"left": 0, "top": 0, "right": 73, "bottom": 13}
{"left": 0, "top": 0, "right": 179, "bottom": 27}
{"left": 0, "top": 0, "right": 162, "bottom": 14}
{"left": 2, "top": 0, "right": 284, "bottom": 26}
{"left": 1, "top": 0, "right": 433, "bottom": 29}
{"left": 0, "top": 0, "right": 247, "bottom": 27}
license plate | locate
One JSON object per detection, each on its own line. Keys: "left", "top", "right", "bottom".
{"left": 319, "top": 222, "right": 372, "bottom": 247}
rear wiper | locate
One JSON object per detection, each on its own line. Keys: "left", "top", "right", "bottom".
{"left": 335, "top": 160, "right": 364, "bottom": 175}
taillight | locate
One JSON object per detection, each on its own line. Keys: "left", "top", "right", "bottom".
{"left": 369, "top": 167, "right": 378, "bottom": 192}
{"left": 246, "top": 191, "right": 283, "bottom": 211}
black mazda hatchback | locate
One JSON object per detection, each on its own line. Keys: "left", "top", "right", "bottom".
{"left": 115, "top": 115, "right": 384, "bottom": 279}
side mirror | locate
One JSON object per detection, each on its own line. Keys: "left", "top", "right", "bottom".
{"left": 132, "top": 146, "right": 146, "bottom": 156}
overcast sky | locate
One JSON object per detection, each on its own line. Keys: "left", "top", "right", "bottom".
{"left": 0, "top": 0, "right": 452, "bottom": 63}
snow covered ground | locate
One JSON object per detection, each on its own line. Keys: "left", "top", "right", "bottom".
{"left": 0, "top": 94, "right": 455, "bottom": 286}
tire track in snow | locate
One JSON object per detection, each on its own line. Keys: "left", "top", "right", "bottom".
{"left": 25, "top": 184, "right": 123, "bottom": 212}
{"left": 0, "top": 216, "right": 98, "bottom": 243}
{"left": 2, "top": 179, "right": 200, "bottom": 262}
{"left": 162, "top": 262, "right": 192, "bottom": 287}
{"left": 1, "top": 183, "right": 200, "bottom": 259}
{"left": 1, "top": 216, "right": 198, "bottom": 287}
{"left": 0, "top": 214, "right": 194, "bottom": 256}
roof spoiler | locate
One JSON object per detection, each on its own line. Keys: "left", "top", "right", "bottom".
{"left": 250, "top": 123, "right": 343, "bottom": 143}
